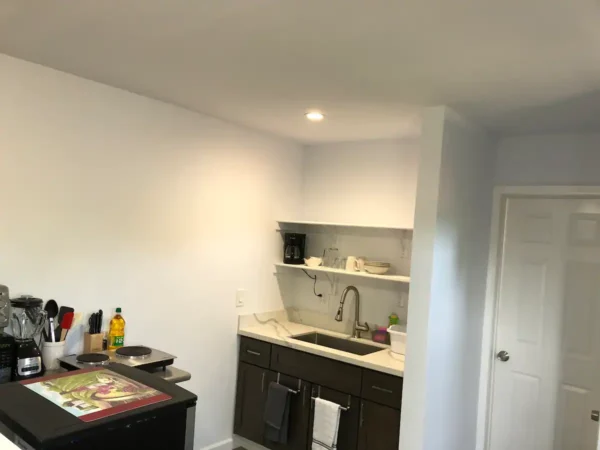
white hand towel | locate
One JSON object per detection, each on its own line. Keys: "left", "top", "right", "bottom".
{"left": 312, "top": 398, "right": 342, "bottom": 450}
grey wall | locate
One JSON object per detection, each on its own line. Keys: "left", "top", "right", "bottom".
{"left": 495, "top": 133, "right": 600, "bottom": 185}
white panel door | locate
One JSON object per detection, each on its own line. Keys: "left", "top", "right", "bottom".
{"left": 489, "top": 198, "right": 600, "bottom": 450}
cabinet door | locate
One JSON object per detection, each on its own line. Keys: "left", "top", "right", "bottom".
{"left": 234, "top": 362, "right": 270, "bottom": 444}
{"left": 357, "top": 400, "right": 401, "bottom": 450}
{"left": 264, "top": 373, "right": 312, "bottom": 450}
{"left": 308, "top": 385, "right": 360, "bottom": 450}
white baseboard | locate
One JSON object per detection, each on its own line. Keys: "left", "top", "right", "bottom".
{"left": 198, "top": 433, "right": 271, "bottom": 450}
{"left": 232, "top": 434, "right": 271, "bottom": 450}
{"left": 199, "top": 438, "right": 234, "bottom": 450}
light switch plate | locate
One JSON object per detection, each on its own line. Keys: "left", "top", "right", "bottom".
{"left": 236, "top": 289, "right": 246, "bottom": 308}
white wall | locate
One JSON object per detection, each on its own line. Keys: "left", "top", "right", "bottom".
{"left": 400, "top": 107, "right": 495, "bottom": 450}
{"left": 279, "top": 139, "right": 418, "bottom": 334}
{"left": 0, "top": 55, "right": 304, "bottom": 449}
{"left": 302, "top": 139, "right": 419, "bottom": 228}
{"left": 495, "top": 133, "right": 600, "bottom": 185}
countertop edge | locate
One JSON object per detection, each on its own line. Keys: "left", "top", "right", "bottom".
{"left": 238, "top": 329, "right": 404, "bottom": 377}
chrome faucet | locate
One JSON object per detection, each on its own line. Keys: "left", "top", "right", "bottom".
{"left": 335, "top": 286, "right": 370, "bottom": 339}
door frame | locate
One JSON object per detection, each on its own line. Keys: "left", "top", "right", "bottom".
{"left": 475, "top": 185, "right": 600, "bottom": 450}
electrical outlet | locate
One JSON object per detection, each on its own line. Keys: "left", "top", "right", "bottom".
{"left": 236, "top": 289, "right": 246, "bottom": 308}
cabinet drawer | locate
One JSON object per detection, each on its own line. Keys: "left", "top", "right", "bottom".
{"left": 239, "top": 337, "right": 272, "bottom": 369}
{"left": 271, "top": 345, "right": 362, "bottom": 396}
{"left": 361, "top": 370, "right": 403, "bottom": 409}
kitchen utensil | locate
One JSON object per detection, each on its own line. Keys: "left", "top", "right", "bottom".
{"left": 89, "top": 313, "right": 96, "bottom": 334}
{"left": 60, "top": 312, "right": 74, "bottom": 341}
{"left": 48, "top": 317, "right": 56, "bottom": 342}
{"left": 57, "top": 306, "right": 74, "bottom": 328}
{"left": 10, "top": 297, "right": 47, "bottom": 381}
{"left": 89, "top": 311, "right": 102, "bottom": 334}
{"left": 283, "top": 233, "right": 306, "bottom": 265}
{"left": 44, "top": 300, "right": 59, "bottom": 343}
{"left": 304, "top": 257, "right": 323, "bottom": 268}
{"left": 364, "top": 261, "right": 391, "bottom": 275}
{"left": 44, "top": 300, "right": 58, "bottom": 319}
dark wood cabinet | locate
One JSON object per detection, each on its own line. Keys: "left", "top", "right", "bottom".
{"left": 264, "top": 373, "right": 312, "bottom": 450}
{"left": 271, "top": 345, "right": 363, "bottom": 396}
{"left": 240, "top": 337, "right": 272, "bottom": 369}
{"left": 234, "top": 362, "right": 271, "bottom": 444}
{"left": 358, "top": 400, "right": 401, "bottom": 450}
{"left": 361, "top": 370, "right": 403, "bottom": 409}
{"left": 234, "top": 337, "right": 403, "bottom": 450}
{"left": 308, "top": 386, "right": 360, "bottom": 450}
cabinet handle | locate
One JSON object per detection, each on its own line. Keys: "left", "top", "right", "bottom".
{"left": 360, "top": 401, "right": 364, "bottom": 428}
{"left": 246, "top": 350, "right": 261, "bottom": 356}
{"left": 302, "top": 384, "right": 307, "bottom": 408}
{"left": 372, "top": 385, "right": 393, "bottom": 394}
{"left": 261, "top": 372, "right": 266, "bottom": 393}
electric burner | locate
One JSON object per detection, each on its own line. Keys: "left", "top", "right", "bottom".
{"left": 116, "top": 346, "right": 152, "bottom": 358}
{"left": 58, "top": 346, "right": 175, "bottom": 372}
{"left": 76, "top": 353, "right": 110, "bottom": 365}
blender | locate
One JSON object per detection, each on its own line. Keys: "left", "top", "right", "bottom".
{"left": 0, "top": 285, "right": 14, "bottom": 384}
{"left": 10, "top": 297, "right": 47, "bottom": 381}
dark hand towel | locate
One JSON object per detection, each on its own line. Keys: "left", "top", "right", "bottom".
{"left": 264, "top": 382, "right": 291, "bottom": 444}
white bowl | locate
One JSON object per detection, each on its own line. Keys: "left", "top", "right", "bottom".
{"left": 304, "top": 257, "right": 323, "bottom": 268}
{"left": 364, "top": 264, "right": 391, "bottom": 275}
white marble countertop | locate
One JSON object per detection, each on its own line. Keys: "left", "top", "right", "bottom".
{"left": 238, "top": 311, "right": 405, "bottom": 377}
{"left": 0, "top": 431, "right": 19, "bottom": 450}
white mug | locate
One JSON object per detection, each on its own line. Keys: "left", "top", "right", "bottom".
{"left": 356, "top": 257, "right": 367, "bottom": 272}
{"left": 346, "top": 256, "right": 358, "bottom": 272}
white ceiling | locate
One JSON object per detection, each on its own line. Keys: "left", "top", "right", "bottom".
{"left": 1, "top": 0, "right": 600, "bottom": 143}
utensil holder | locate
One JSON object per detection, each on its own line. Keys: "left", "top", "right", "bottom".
{"left": 42, "top": 341, "right": 66, "bottom": 370}
{"left": 84, "top": 333, "right": 104, "bottom": 353}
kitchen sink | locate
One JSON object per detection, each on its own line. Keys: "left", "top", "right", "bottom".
{"left": 290, "top": 332, "right": 383, "bottom": 356}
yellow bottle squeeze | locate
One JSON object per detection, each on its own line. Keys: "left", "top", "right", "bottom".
{"left": 108, "top": 307, "right": 126, "bottom": 350}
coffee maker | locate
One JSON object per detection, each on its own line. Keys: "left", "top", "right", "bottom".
{"left": 283, "top": 233, "right": 306, "bottom": 265}
{"left": 0, "top": 285, "right": 14, "bottom": 384}
{"left": 10, "top": 297, "right": 46, "bottom": 381}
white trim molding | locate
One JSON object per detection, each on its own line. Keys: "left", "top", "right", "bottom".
{"left": 475, "top": 185, "right": 600, "bottom": 450}
{"left": 200, "top": 438, "right": 234, "bottom": 450}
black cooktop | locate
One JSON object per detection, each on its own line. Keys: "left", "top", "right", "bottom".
{"left": 116, "top": 346, "right": 152, "bottom": 357}
{"left": 76, "top": 353, "right": 110, "bottom": 364}
{"left": 0, "top": 363, "right": 197, "bottom": 449}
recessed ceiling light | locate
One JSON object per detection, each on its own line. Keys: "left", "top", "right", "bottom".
{"left": 305, "top": 111, "right": 325, "bottom": 122}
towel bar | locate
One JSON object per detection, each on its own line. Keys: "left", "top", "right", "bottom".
{"left": 311, "top": 386, "right": 351, "bottom": 411}
{"left": 276, "top": 372, "right": 301, "bottom": 395}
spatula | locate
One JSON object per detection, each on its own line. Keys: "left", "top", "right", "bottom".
{"left": 55, "top": 306, "right": 74, "bottom": 341}
{"left": 59, "top": 312, "right": 74, "bottom": 342}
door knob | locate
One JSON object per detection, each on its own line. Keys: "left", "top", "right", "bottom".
{"left": 496, "top": 351, "right": 510, "bottom": 362}
{"left": 591, "top": 410, "right": 599, "bottom": 422}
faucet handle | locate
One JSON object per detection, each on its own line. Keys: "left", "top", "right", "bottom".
{"left": 356, "top": 321, "right": 370, "bottom": 332}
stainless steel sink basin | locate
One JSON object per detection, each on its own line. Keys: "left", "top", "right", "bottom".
{"left": 290, "top": 332, "right": 383, "bottom": 356}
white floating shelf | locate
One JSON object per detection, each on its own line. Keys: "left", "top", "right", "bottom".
{"left": 276, "top": 220, "right": 412, "bottom": 232}
{"left": 274, "top": 263, "right": 410, "bottom": 284}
